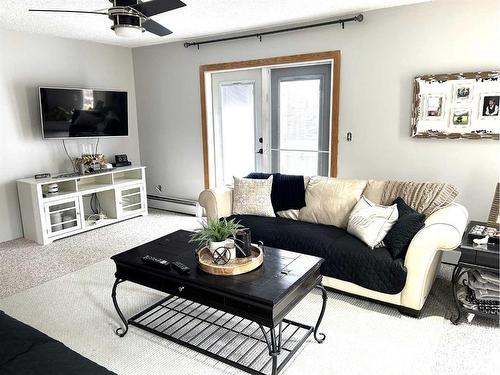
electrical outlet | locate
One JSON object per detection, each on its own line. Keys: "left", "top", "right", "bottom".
{"left": 155, "top": 185, "right": 162, "bottom": 193}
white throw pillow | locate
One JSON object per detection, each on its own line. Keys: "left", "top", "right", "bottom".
{"left": 232, "top": 176, "right": 275, "bottom": 217}
{"left": 347, "top": 196, "right": 398, "bottom": 248}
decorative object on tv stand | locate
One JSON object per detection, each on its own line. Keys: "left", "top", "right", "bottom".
{"left": 43, "top": 183, "right": 59, "bottom": 197}
{"left": 113, "top": 154, "right": 131, "bottom": 167}
{"left": 75, "top": 143, "right": 110, "bottom": 174}
{"left": 411, "top": 70, "right": 500, "bottom": 139}
{"left": 75, "top": 154, "right": 109, "bottom": 174}
{"left": 189, "top": 218, "right": 243, "bottom": 261}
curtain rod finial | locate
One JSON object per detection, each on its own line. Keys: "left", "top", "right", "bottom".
{"left": 355, "top": 14, "right": 364, "bottom": 22}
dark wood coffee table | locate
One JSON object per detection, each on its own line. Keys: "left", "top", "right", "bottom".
{"left": 111, "top": 230, "right": 327, "bottom": 375}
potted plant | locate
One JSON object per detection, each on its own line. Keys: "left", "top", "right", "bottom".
{"left": 190, "top": 218, "right": 243, "bottom": 259}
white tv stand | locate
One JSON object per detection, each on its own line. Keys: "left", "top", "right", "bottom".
{"left": 17, "top": 166, "right": 148, "bottom": 245}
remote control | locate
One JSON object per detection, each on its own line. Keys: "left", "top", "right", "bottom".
{"left": 172, "top": 261, "right": 190, "bottom": 274}
{"left": 141, "top": 255, "right": 171, "bottom": 270}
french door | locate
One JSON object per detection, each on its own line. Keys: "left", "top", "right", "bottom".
{"left": 211, "top": 70, "right": 262, "bottom": 186}
{"left": 210, "top": 63, "right": 332, "bottom": 187}
{"left": 270, "top": 64, "right": 332, "bottom": 176}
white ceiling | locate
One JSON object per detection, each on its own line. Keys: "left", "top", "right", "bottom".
{"left": 0, "top": 0, "right": 431, "bottom": 48}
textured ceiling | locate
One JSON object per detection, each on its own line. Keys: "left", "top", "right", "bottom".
{"left": 0, "top": 0, "right": 431, "bottom": 48}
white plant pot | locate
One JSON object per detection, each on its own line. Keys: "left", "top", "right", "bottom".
{"left": 209, "top": 239, "right": 236, "bottom": 260}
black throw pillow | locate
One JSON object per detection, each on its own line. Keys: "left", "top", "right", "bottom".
{"left": 245, "top": 173, "right": 306, "bottom": 212}
{"left": 384, "top": 197, "right": 426, "bottom": 259}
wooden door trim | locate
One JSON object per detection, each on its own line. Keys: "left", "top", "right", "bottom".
{"left": 199, "top": 50, "right": 341, "bottom": 188}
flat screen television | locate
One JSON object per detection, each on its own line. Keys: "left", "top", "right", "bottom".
{"left": 39, "top": 87, "right": 128, "bottom": 139}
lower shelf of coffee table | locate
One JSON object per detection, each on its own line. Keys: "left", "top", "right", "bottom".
{"left": 128, "top": 295, "right": 313, "bottom": 375}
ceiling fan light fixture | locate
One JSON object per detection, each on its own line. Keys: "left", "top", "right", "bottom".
{"left": 113, "top": 25, "right": 144, "bottom": 38}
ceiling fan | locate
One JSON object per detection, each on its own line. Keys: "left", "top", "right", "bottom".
{"left": 29, "top": 0, "right": 186, "bottom": 38}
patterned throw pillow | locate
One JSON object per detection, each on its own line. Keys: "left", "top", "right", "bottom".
{"left": 232, "top": 176, "right": 275, "bottom": 217}
{"left": 347, "top": 196, "right": 399, "bottom": 249}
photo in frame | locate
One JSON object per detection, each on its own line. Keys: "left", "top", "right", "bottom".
{"left": 451, "top": 108, "right": 471, "bottom": 126}
{"left": 479, "top": 93, "right": 500, "bottom": 119}
{"left": 453, "top": 82, "right": 473, "bottom": 103}
{"left": 424, "top": 94, "right": 445, "bottom": 120}
{"left": 411, "top": 71, "right": 500, "bottom": 139}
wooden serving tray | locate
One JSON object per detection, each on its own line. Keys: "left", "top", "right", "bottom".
{"left": 197, "top": 245, "right": 263, "bottom": 276}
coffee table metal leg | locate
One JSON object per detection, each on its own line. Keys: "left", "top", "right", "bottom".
{"left": 314, "top": 284, "right": 327, "bottom": 343}
{"left": 259, "top": 322, "right": 282, "bottom": 375}
{"left": 111, "top": 278, "right": 128, "bottom": 337}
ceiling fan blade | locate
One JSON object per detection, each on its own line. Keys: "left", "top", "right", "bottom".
{"left": 143, "top": 19, "right": 172, "bottom": 36}
{"left": 131, "top": 0, "right": 186, "bottom": 17}
{"left": 29, "top": 9, "right": 108, "bottom": 15}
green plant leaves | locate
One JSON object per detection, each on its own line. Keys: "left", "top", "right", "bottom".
{"left": 189, "top": 218, "right": 243, "bottom": 248}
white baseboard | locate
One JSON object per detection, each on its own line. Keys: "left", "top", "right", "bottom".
{"left": 147, "top": 195, "right": 201, "bottom": 216}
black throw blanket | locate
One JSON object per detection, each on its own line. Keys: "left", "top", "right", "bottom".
{"left": 246, "top": 173, "right": 306, "bottom": 212}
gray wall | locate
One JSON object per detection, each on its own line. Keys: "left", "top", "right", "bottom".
{"left": 0, "top": 30, "right": 140, "bottom": 243}
{"left": 133, "top": 0, "right": 500, "bottom": 221}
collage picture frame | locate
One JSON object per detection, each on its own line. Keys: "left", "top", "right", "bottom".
{"left": 411, "top": 71, "right": 500, "bottom": 139}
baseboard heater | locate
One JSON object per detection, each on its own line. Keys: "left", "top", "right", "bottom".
{"left": 147, "top": 195, "right": 200, "bottom": 216}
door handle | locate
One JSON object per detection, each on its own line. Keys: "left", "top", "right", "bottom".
{"left": 256, "top": 148, "right": 263, "bottom": 154}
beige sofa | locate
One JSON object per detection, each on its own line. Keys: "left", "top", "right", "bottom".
{"left": 199, "top": 177, "right": 468, "bottom": 316}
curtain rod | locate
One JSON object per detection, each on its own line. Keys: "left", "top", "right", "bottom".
{"left": 183, "top": 14, "right": 364, "bottom": 49}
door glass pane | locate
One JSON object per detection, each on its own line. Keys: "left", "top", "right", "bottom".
{"left": 279, "top": 79, "right": 320, "bottom": 151}
{"left": 122, "top": 194, "right": 141, "bottom": 207}
{"left": 121, "top": 187, "right": 141, "bottom": 196}
{"left": 49, "top": 201, "right": 75, "bottom": 212}
{"left": 123, "top": 202, "right": 142, "bottom": 212}
{"left": 220, "top": 83, "right": 255, "bottom": 185}
{"left": 50, "top": 208, "right": 77, "bottom": 233}
{"left": 273, "top": 150, "right": 318, "bottom": 176}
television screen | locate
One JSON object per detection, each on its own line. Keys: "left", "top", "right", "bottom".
{"left": 39, "top": 87, "right": 128, "bottom": 139}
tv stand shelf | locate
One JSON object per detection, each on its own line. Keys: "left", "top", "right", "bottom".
{"left": 17, "top": 166, "right": 148, "bottom": 245}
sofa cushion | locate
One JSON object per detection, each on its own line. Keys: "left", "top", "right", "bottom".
{"left": 245, "top": 173, "right": 308, "bottom": 213}
{"left": 347, "top": 196, "right": 399, "bottom": 248}
{"left": 362, "top": 180, "right": 386, "bottom": 204}
{"left": 228, "top": 215, "right": 407, "bottom": 294}
{"left": 299, "top": 177, "right": 368, "bottom": 229}
{"left": 0, "top": 310, "right": 114, "bottom": 375}
{"left": 384, "top": 198, "right": 426, "bottom": 259}
{"left": 381, "top": 181, "right": 458, "bottom": 216}
{"left": 232, "top": 176, "right": 275, "bottom": 217}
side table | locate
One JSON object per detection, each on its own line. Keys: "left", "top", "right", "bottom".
{"left": 450, "top": 221, "right": 499, "bottom": 324}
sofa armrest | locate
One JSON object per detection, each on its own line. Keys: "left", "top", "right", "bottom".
{"left": 198, "top": 188, "right": 233, "bottom": 220}
{"left": 401, "top": 203, "right": 468, "bottom": 310}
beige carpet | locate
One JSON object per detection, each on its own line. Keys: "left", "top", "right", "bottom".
{"left": 0, "top": 210, "right": 499, "bottom": 374}
{"left": 0, "top": 209, "right": 200, "bottom": 298}
{"left": 1, "top": 258, "right": 499, "bottom": 375}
